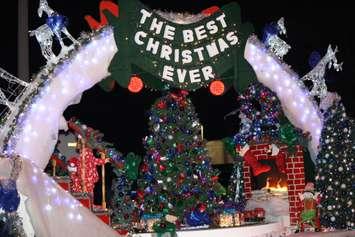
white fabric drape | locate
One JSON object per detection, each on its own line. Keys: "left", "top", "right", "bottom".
{"left": 16, "top": 158, "right": 119, "bottom": 237}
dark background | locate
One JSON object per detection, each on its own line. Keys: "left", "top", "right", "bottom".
{"left": 1, "top": 1, "right": 354, "bottom": 200}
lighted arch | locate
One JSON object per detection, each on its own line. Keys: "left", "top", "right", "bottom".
{"left": 244, "top": 36, "right": 322, "bottom": 160}
{"left": 1, "top": 28, "right": 120, "bottom": 237}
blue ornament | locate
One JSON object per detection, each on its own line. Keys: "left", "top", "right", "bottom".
{"left": 262, "top": 22, "right": 279, "bottom": 44}
{"left": 308, "top": 51, "right": 322, "bottom": 69}
{"left": 46, "top": 13, "right": 68, "bottom": 32}
{"left": 0, "top": 181, "right": 20, "bottom": 213}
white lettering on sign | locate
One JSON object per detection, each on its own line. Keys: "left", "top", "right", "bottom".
{"left": 133, "top": 8, "right": 239, "bottom": 86}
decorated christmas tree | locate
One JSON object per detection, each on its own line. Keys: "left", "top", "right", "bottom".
{"left": 137, "top": 91, "right": 224, "bottom": 223}
{"left": 315, "top": 101, "right": 355, "bottom": 229}
{"left": 110, "top": 152, "right": 141, "bottom": 232}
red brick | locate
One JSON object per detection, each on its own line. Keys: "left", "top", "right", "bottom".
{"left": 287, "top": 174, "right": 295, "bottom": 179}
{"left": 288, "top": 183, "right": 295, "bottom": 188}
{"left": 294, "top": 180, "right": 301, "bottom": 184}
{"left": 286, "top": 168, "right": 292, "bottom": 173}
{"left": 291, "top": 218, "right": 298, "bottom": 224}
{"left": 295, "top": 174, "right": 305, "bottom": 179}
{"left": 290, "top": 212, "right": 297, "bottom": 217}
{"left": 286, "top": 163, "right": 293, "bottom": 169}
{"left": 294, "top": 163, "right": 304, "bottom": 168}
{"left": 293, "top": 168, "right": 301, "bottom": 173}
{"left": 288, "top": 190, "right": 295, "bottom": 196}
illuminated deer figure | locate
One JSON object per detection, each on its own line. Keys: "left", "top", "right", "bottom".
{"left": 301, "top": 45, "right": 343, "bottom": 99}
{"left": 37, "top": 0, "right": 79, "bottom": 51}
{"left": 29, "top": 24, "right": 57, "bottom": 63}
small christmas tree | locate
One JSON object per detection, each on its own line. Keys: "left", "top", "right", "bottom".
{"left": 315, "top": 101, "right": 355, "bottom": 229}
{"left": 137, "top": 91, "right": 224, "bottom": 222}
{"left": 110, "top": 152, "right": 141, "bottom": 232}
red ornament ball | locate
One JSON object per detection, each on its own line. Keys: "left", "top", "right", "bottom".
{"left": 198, "top": 203, "right": 207, "bottom": 212}
{"left": 156, "top": 100, "right": 167, "bottom": 109}
{"left": 128, "top": 75, "right": 144, "bottom": 93}
{"left": 209, "top": 80, "right": 225, "bottom": 96}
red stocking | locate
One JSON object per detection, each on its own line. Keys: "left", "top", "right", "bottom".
{"left": 244, "top": 149, "right": 271, "bottom": 176}
{"left": 274, "top": 151, "right": 286, "bottom": 174}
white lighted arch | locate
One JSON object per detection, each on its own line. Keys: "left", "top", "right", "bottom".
{"left": 1, "top": 28, "right": 120, "bottom": 237}
{"left": 244, "top": 36, "right": 322, "bottom": 160}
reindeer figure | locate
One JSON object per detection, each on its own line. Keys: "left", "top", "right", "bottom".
{"left": 263, "top": 17, "right": 291, "bottom": 59}
{"left": 29, "top": 24, "right": 57, "bottom": 64}
{"left": 301, "top": 45, "right": 343, "bottom": 99}
{"left": 37, "top": 0, "right": 79, "bottom": 51}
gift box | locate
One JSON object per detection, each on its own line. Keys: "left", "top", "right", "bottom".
{"left": 254, "top": 208, "right": 265, "bottom": 222}
{"left": 243, "top": 208, "right": 265, "bottom": 223}
{"left": 140, "top": 213, "right": 163, "bottom": 232}
{"left": 234, "top": 212, "right": 244, "bottom": 226}
{"left": 214, "top": 213, "right": 234, "bottom": 227}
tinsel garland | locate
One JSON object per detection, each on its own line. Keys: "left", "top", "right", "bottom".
{"left": 0, "top": 212, "right": 26, "bottom": 237}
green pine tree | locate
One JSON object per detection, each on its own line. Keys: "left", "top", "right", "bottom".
{"left": 315, "top": 102, "right": 355, "bottom": 229}
{"left": 137, "top": 91, "right": 224, "bottom": 221}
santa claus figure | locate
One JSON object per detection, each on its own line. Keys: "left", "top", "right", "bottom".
{"left": 236, "top": 143, "right": 286, "bottom": 176}
{"left": 67, "top": 137, "right": 109, "bottom": 195}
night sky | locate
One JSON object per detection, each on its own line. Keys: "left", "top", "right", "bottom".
{"left": 1, "top": 0, "right": 354, "bottom": 156}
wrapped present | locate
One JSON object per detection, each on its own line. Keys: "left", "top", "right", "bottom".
{"left": 140, "top": 213, "right": 163, "bottom": 232}
{"left": 214, "top": 212, "right": 234, "bottom": 227}
{"left": 234, "top": 212, "right": 244, "bottom": 226}
{"left": 165, "top": 214, "right": 178, "bottom": 224}
{"left": 243, "top": 208, "right": 265, "bottom": 223}
{"left": 254, "top": 208, "right": 265, "bottom": 222}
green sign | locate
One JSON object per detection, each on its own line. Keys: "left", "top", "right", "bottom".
{"left": 104, "top": 0, "right": 256, "bottom": 91}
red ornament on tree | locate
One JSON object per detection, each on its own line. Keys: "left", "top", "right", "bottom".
{"left": 156, "top": 100, "right": 167, "bottom": 109}
{"left": 159, "top": 164, "right": 166, "bottom": 172}
{"left": 141, "top": 163, "right": 149, "bottom": 172}
{"left": 176, "top": 144, "right": 185, "bottom": 153}
{"left": 137, "top": 190, "right": 145, "bottom": 199}
{"left": 198, "top": 203, "right": 207, "bottom": 212}
{"left": 211, "top": 176, "right": 219, "bottom": 182}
